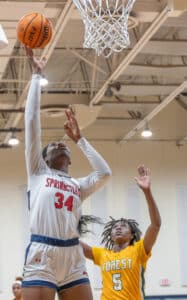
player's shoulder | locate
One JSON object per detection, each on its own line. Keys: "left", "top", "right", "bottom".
{"left": 92, "top": 246, "right": 106, "bottom": 254}
{"left": 133, "top": 239, "right": 144, "bottom": 248}
{"left": 71, "top": 177, "right": 80, "bottom": 186}
{"left": 123, "top": 240, "right": 144, "bottom": 254}
{"left": 131, "top": 239, "right": 145, "bottom": 255}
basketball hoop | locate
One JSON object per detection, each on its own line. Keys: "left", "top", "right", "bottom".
{"left": 73, "top": 0, "right": 137, "bottom": 57}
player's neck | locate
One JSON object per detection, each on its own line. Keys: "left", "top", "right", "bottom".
{"left": 49, "top": 162, "right": 69, "bottom": 173}
{"left": 113, "top": 241, "right": 130, "bottom": 252}
{"left": 14, "top": 296, "right": 22, "bottom": 300}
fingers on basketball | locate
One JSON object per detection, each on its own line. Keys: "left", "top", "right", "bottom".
{"left": 25, "top": 45, "right": 33, "bottom": 58}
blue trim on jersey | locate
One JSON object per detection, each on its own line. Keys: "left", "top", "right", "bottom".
{"left": 22, "top": 280, "right": 57, "bottom": 289}
{"left": 31, "top": 234, "right": 79, "bottom": 247}
{"left": 57, "top": 278, "right": 90, "bottom": 292}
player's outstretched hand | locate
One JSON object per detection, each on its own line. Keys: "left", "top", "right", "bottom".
{"left": 25, "top": 45, "right": 46, "bottom": 74}
{"left": 64, "top": 106, "right": 82, "bottom": 143}
{"left": 134, "top": 165, "right": 151, "bottom": 191}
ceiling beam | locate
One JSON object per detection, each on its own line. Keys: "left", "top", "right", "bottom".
{"left": 119, "top": 81, "right": 187, "bottom": 143}
{"left": 1, "top": 62, "right": 187, "bottom": 82}
{"left": 141, "top": 40, "right": 187, "bottom": 56}
{"left": 2, "top": 0, "right": 75, "bottom": 144}
{"left": 125, "top": 64, "right": 187, "bottom": 77}
{"left": 1, "top": 39, "right": 187, "bottom": 58}
{"left": 89, "top": 4, "right": 172, "bottom": 107}
{"left": 113, "top": 84, "right": 186, "bottom": 97}
{"left": 90, "top": 54, "right": 98, "bottom": 98}
{"left": 41, "top": 94, "right": 89, "bottom": 106}
{"left": 101, "top": 102, "right": 158, "bottom": 114}
{"left": 69, "top": 49, "right": 107, "bottom": 75}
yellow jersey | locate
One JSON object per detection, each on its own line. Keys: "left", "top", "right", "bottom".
{"left": 92, "top": 239, "right": 151, "bottom": 300}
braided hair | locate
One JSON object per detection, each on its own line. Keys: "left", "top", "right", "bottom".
{"left": 101, "top": 217, "right": 142, "bottom": 250}
{"left": 78, "top": 215, "right": 104, "bottom": 235}
{"left": 42, "top": 144, "right": 49, "bottom": 160}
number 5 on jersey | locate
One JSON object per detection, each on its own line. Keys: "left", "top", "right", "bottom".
{"left": 55, "top": 192, "right": 73, "bottom": 211}
{"left": 112, "top": 273, "right": 122, "bottom": 291}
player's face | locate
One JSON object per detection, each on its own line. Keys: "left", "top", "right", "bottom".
{"left": 45, "top": 142, "right": 71, "bottom": 169}
{"left": 46, "top": 142, "right": 70, "bottom": 158}
{"left": 12, "top": 283, "right": 22, "bottom": 298}
{"left": 111, "top": 221, "right": 133, "bottom": 244}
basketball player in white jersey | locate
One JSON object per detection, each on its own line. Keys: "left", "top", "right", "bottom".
{"left": 22, "top": 46, "right": 112, "bottom": 300}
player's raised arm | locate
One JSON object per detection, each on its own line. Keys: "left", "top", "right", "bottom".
{"left": 135, "top": 165, "right": 161, "bottom": 254}
{"left": 64, "top": 107, "right": 112, "bottom": 200}
{"left": 24, "top": 46, "right": 46, "bottom": 176}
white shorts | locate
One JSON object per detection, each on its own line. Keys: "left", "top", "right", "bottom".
{"left": 22, "top": 235, "right": 89, "bottom": 291}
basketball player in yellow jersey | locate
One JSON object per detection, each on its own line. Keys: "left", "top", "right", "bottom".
{"left": 81, "top": 165, "right": 161, "bottom": 299}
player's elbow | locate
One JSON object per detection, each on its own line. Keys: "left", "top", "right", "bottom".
{"left": 103, "top": 168, "right": 112, "bottom": 180}
{"left": 105, "top": 165, "right": 112, "bottom": 177}
{"left": 156, "top": 214, "right": 162, "bottom": 228}
{"left": 152, "top": 220, "right": 161, "bottom": 232}
{"left": 157, "top": 219, "right": 161, "bottom": 229}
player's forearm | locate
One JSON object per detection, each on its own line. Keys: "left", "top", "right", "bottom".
{"left": 77, "top": 137, "right": 112, "bottom": 177}
{"left": 71, "top": 132, "right": 82, "bottom": 143}
{"left": 80, "top": 241, "right": 94, "bottom": 260}
{"left": 25, "top": 74, "right": 41, "bottom": 121}
{"left": 143, "top": 188, "right": 161, "bottom": 228}
{"left": 25, "top": 74, "right": 42, "bottom": 172}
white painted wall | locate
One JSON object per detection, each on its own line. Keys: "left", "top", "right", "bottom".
{"left": 0, "top": 141, "right": 187, "bottom": 299}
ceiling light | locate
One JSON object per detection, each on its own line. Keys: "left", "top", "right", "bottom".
{"left": 141, "top": 123, "right": 153, "bottom": 138}
{"left": 8, "top": 133, "right": 20, "bottom": 146}
{"left": 40, "top": 76, "right": 48, "bottom": 87}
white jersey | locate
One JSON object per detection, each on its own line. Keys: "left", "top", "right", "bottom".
{"left": 25, "top": 74, "right": 111, "bottom": 240}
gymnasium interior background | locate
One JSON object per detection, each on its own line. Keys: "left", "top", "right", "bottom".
{"left": 0, "top": 0, "right": 187, "bottom": 299}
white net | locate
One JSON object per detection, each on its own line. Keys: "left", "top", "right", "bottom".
{"left": 73, "top": 0, "right": 136, "bottom": 56}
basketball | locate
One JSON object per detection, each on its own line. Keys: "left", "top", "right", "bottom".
{"left": 17, "top": 12, "right": 53, "bottom": 49}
